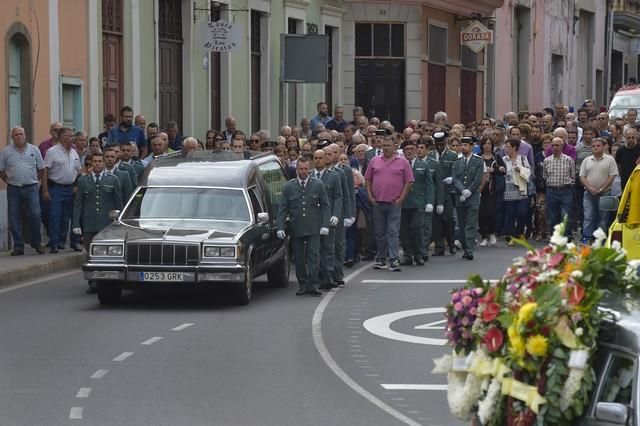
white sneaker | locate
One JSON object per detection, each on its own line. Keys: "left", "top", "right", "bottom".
{"left": 479, "top": 239, "right": 488, "bottom": 247}
{"left": 489, "top": 234, "right": 497, "bottom": 246}
{"left": 454, "top": 240, "right": 462, "bottom": 249}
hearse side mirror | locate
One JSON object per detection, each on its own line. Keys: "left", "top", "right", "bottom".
{"left": 595, "top": 402, "right": 629, "bottom": 424}
{"left": 109, "top": 210, "right": 121, "bottom": 221}
{"left": 257, "top": 212, "right": 269, "bottom": 224}
{"left": 599, "top": 196, "right": 620, "bottom": 212}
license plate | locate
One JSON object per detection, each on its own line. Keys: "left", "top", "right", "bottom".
{"left": 139, "top": 272, "right": 184, "bottom": 282}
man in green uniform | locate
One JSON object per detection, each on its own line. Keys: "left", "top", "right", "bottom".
{"left": 119, "top": 141, "right": 145, "bottom": 183}
{"left": 312, "top": 150, "right": 343, "bottom": 290}
{"left": 103, "top": 147, "right": 134, "bottom": 201}
{"left": 277, "top": 157, "right": 330, "bottom": 296}
{"left": 429, "top": 131, "right": 458, "bottom": 256}
{"left": 400, "top": 142, "right": 434, "bottom": 266}
{"left": 452, "top": 137, "right": 484, "bottom": 260}
{"left": 332, "top": 144, "right": 355, "bottom": 285}
{"left": 72, "top": 152, "right": 123, "bottom": 293}
{"left": 418, "top": 137, "right": 443, "bottom": 261}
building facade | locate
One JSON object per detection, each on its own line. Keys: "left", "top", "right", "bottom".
{"left": 610, "top": 0, "right": 640, "bottom": 97}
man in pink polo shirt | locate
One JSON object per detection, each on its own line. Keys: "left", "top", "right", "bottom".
{"left": 365, "top": 132, "right": 414, "bottom": 271}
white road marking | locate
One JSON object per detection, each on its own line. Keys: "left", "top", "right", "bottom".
{"left": 0, "top": 269, "right": 80, "bottom": 294}
{"left": 362, "top": 279, "right": 498, "bottom": 284}
{"left": 312, "top": 262, "right": 423, "bottom": 426}
{"left": 75, "top": 387, "right": 92, "bottom": 398}
{"left": 381, "top": 384, "right": 448, "bottom": 391}
{"left": 90, "top": 369, "right": 108, "bottom": 379}
{"left": 69, "top": 407, "right": 83, "bottom": 419}
{"left": 363, "top": 308, "right": 448, "bottom": 346}
{"left": 141, "top": 336, "right": 163, "bottom": 345}
{"left": 113, "top": 352, "right": 134, "bottom": 362}
{"left": 172, "top": 323, "right": 194, "bottom": 331}
{"left": 414, "top": 319, "right": 447, "bottom": 330}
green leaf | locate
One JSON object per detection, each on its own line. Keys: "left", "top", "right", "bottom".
{"left": 553, "top": 348, "right": 568, "bottom": 359}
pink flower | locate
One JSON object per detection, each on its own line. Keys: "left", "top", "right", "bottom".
{"left": 482, "top": 303, "right": 501, "bottom": 322}
{"left": 462, "top": 295, "right": 473, "bottom": 306}
{"left": 483, "top": 327, "right": 504, "bottom": 353}
{"left": 548, "top": 253, "right": 565, "bottom": 268}
{"left": 474, "top": 287, "right": 484, "bottom": 295}
{"left": 454, "top": 302, "right": 463, "bottom": 312}
{"left": 469, "top": 307, "right": 477, "bottom": 316}
{"left": 461, "top": 317, "right": 470, "bottom": 326}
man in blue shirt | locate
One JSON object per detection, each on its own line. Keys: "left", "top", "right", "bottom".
{"left": 326, "top": 106, "right": 347, "bottom": 132}
{"left": 310, "top": 102, "right": 333, "bottom": 133}
{"left": 106, "top": 105, "right": 146, "bottom": 151}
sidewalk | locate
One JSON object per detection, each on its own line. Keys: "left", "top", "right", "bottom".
{"left": 0, "top": 246, "right": 84, "bottom": 288}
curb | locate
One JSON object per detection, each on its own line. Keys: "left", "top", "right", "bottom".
{"left": 0, "top": 253, "right": 84, "bottom": 289}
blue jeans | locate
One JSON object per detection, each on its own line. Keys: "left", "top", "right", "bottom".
{"left": 583, "top": 190, "right": 610, "bottom": 240}
{"left": 48, "top": 184, "right": 74, "bottom": 248}
{"left": 7, "top": 184, "right": 42, "bottom": 250}
{"left": 372, "top": 202, "right": 401, "bottom": 262}
{"left": 546, "top": 186, "right": 574, "bottom": 232}
{"left": 504, "top": 198, "right": 529, "bottom": 239}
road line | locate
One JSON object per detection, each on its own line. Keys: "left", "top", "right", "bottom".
{"left": 69, "top": 407, "right": 83, "bottom": 420}
{"left": 361, "top": 279, "right": 498, "bottom": 284}
{"left": 75, "top": 387, "right": 92, "bottom": 398}
{"left": 381, "top": 384, "right": 448, "bottom": 391}
{"left": 0, "top": 269, "right": 80, "bottom": 294}
{"left": 311, "top": 261, "right": 423, "bottom": 426}
{"left": 172, "top": 323, "right": 194, "bottom": 331}
{"left": 141, "top": 336, "right": 163, "bottom": 345}
{"left": 113, "top": 352, "right": 134, "bottom": 362}
{"left": 90, "top": 369, "right": 108, "bottom": 379}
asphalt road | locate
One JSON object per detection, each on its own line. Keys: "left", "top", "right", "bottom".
{"left": 0, "top": 244, "right": 528, "bottom": 426}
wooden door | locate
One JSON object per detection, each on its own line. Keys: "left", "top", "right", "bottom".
{"left": 427, "top": 63, "right": 446, "bottom": 123}
{"left": 102, "top": 0, "right": 123, "bottom": 117}
{"left": 460, "top": 69, "right": 477, "bottom": 124}
{"left": 355, "top": 59, "right": 405, "bottom": 130}
{"left": 158, "top": 0, "right": 183, "bottom": 129}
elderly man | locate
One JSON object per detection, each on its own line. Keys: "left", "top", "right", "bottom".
{"left": 142, "top": 134, "right": 169, "bottom": 165}
{"left": 42, "top": 127, "right": 82, "bottom": 253}
{"left": 182, "top": 137, "right": 199, "bottom": 155}
{"left": 434, "top": 111, "right": 448, "bottom": 126}
{"left": 0, "top": 127, "right": 46, "bottom": 255}
{"left": 280, "top": 126, "right": 292, "bottom": 138}
{"left": 544, "top": 127, "right": 577, "bottom": 160}
{"left": 544, "top": 137, "right": 575, "bottom": 233}
{"left": 223, "top": 116, "right": 237, "bottom": 141}
{"left": 326, "top": 106, "right": 348, "bottom": 132}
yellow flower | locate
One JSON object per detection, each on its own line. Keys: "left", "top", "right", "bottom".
{"left": 518, "top": 302, "right": 538, "bottom": 324}
{"left": 510, "top": 336, "right": 526, "bottom": 359}
{"left": 526, "top": 334, "right": 548, "bottom": 357}
{"left": 508, "top": 324, "right": 519, "bottom": 341}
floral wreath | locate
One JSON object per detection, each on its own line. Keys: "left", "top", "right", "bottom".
{"left": 433, "top": 223, "right": 640, "bottom": 426}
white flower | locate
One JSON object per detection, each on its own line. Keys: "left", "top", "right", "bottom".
{"left": 571, "top": 270, "right": 583, "bottom": 279}
{"left": 447, "top": 371, "right": 482, "bottom": 420}
{"left": 560, "top": 368, "right": 586, "bottom": 411}
{"left": 477, "top": 377, "right": 502, "bottom": 425}
{"left": 612, "top": 240, "right": 622, "bottom": 251}
{"left": 592, "top": 228, "right": 607, "bottom": 246}
{"left": 575, "top": 327, "right": 584, "bottom": 336}
{"left": 550, "top": 233, "right": 568, "bottom": 247}
{"left": 567, "top": 242, "right": 577, "bottom": 251}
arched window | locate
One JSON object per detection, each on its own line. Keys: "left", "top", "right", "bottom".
{"left": 6, "top": 29, "right": 32, "bottom": 138}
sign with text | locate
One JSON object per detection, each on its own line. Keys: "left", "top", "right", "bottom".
{"left": 200, "top": 20, "right": 242, "bottom": 52}
{"left": 460, "top": 20, "right": 493, "bottom": 53}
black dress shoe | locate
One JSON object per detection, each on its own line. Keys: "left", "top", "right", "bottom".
{"left": 422, "top": 255, "right": 429, "bottom": 262}
{"left": 50, "top": 247, "right": 59, "bottom": 254}
{"left": 10, "top": 249, "right": 24, "bottom": 256}
{"left": 70, "top": 244, "right": 83, "bottom": 252}
{"left": 462, "top": 252, "right": 474, "bottom": 260}
{"left": 335, "top": 280, "right": 345, "bottom": 288}
{"left": 344, "top": 259, "right": 354, "bottom": 268}
{"left": 296, "top": 289, "right": 308, "bottom": 296}
{"left": 432, "top": 250, "right": 445, "bottom": 256}
{"left": 414, "top": 258, "right": 425, "bottom": 266}
{"left": 449, "top": 247, "right": 457, "bottom": 255}
{"left": 400, "top": 258, "right": 414, "bottom": 266}
{"left": 34, "top": 246, "right": 45, "bottom": 254}
{"left": 308, "top": 289, "right": 322, "bottom": 296}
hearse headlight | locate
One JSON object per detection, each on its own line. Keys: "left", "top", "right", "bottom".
{"left": 91, "top": 244, "right": 124, "bottom": 257}
{"left": 204, "top": 246, "right": 236, "bottom": 258}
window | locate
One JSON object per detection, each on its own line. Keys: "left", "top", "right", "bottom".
{"left": 461, "top": 46, "right": 478, "bottom": 70}
{"left": 597, "top": 353, "right": 635, "bottom": 406}
{"left": 250, "top": 11, "right": 262, "bottom": 132}
{"left": 258, "top": 160, "right": 288, "bottom": 208}
{"left": 7, "top": 31, "right": 32, "bottom": 135}
{"left": 355, "top": 23, "right": 404, "bottom": 58}
{"left": 60, "top": 78, "right": 83, "bottom": 131}
{"left": 325, "top": 25, "right": 335, "bottom": 112}
{"left": 8, "top": 38, "right": 22, "bottom": 130}
{"left": 248, "top": 187, "right": 263, "bottom": 220}
{"left": 428, "top": 25, "right": 447, "bottom": 64}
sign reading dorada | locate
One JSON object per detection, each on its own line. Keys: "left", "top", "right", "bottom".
{"left": 200, "top": 20, "right": 242, "bottom": 52}
{"left": 460, "top": 20, "right": 493, "bottom": 53}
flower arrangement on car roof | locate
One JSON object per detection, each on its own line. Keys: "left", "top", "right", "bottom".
{"left": 433, "top": 223, "right": 640, "bottom": 426}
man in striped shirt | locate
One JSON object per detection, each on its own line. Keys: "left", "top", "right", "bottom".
{"left": 543, "top": 137, "right": 575, "bottom": 236}
{"left": 42, "top": 127, "right": 82, "bottom": 253}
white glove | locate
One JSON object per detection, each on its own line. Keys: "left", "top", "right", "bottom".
{"left": 320, "top": 227, "right": 329, "bottom": 236}
{"left": 460, "top": 195, "right": 467, "bottom": 202}
{"left": 462, "top": 189, "right": 472, "bottom": 199}
{"left": 277, "top": 230, "right": 286, "bottom": 240}
{"left": 436, "top": 205, "right": 444, "bottom": 215}
{"left": 425, "top": 204, "right": 434, "bottom": 213}
{"left": 329, "top": 216, "right": 338, "bottom": 226}
{"left": 443, "top": 177, "right": 453, "bottom": 185}
{"left": 72, "top": 227, "right": 82, "bottom": 235}
{"left": 344, "top": 217, "right": 354, "bottom": 227}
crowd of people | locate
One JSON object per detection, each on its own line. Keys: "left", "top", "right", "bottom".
{"left": 1, "top": 100, "right": 640, "bottom": 293}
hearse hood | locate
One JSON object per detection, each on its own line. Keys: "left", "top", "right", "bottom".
{"left": 95, "top": 219, "right": 249, "bottom": 243}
